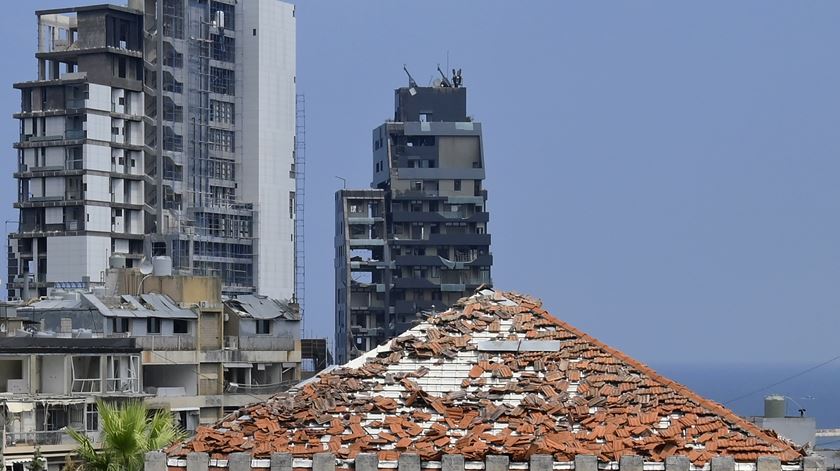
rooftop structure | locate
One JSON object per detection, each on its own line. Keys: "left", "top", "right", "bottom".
{"left": 335, "top": 73, "right": 492, "bottom": 364}
{"left": 154, "top": 289, "right": 818, "bottom": 471}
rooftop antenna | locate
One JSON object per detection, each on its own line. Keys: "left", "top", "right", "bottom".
{"left": 436, "top": 65, "right": 452, "bottom": 87}
{"left": 452, "top": 68, "right": 463, "bottom": 88}
{"left": 403, "top": 64, "right": 418, "bottom": 95}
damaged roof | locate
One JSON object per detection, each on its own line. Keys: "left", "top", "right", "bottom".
{"left": 20, "top": 292, "right": 196, "bottom": 319}
{"left": 166, "top": 289, "right": 802, "bottom": 465}
{"left": 224, "top": 295, "right": 300, "bottom": 321}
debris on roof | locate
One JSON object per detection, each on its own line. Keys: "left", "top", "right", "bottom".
{"left": 21, "top": 292, "right": 197, "bottom": 319}
{"left": 224, "top": 295, "right": 300, "bottom": 321}
{"left": 166, "top": 289, "right": 804, "bottom": 465}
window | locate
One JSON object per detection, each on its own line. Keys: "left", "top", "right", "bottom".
{"left": 147, "top": 317, "right": 161, "bottom": 334}
{"left": 256, "top": 319, "right": 271, "bottom": 335}
{"left": 173, "top": 319, "right": 188, "bottom": 334}
{"left": 454, "top": 179, "right": 462, "bottom": 191}
{"left": 112, "top": 318, "right": 129, "bottom": 333}
{"left": 86, "top": 404, "right": 99, "bottom": 431}
{"left": 253, "top": 28, "right": 257, "bottom": 36}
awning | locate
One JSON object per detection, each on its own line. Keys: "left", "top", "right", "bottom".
{"left": 222, "top": 362, "right": 252, "bottom": 368}
{"left": 169, "top": 407, "right": 200, "bottom": 412}
{"left": 5, "top": 401, "right": 34, "bottom": 413}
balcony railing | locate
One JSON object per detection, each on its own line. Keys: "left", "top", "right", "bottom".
{"left": 224, "top": 335, "right": 295, "bottom": 351}
{"left": 133, "top": 335, "right": 196, "bottom": 351}
{"left": 5, "top": 429, "right": 98, "bottom": 448}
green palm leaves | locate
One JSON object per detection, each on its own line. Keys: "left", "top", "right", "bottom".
{"left": 67, "top": 401, "right": 185, "bottom": 471}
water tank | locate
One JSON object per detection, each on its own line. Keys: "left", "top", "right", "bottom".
{"left": 109, "top": 254, "right": 126, "bottom": 269}
{"left": 152, "top": 256, "right": 173, "bottom": 277}
{"left": 764, "top": 395, "right": 786, "bottom": 418}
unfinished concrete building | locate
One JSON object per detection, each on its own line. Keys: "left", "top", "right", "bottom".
{"left": 9, "top": 0, "right": 299, "bottom": 303}
{"left": 335, "top": 76, "right": 492, "bottom": 363}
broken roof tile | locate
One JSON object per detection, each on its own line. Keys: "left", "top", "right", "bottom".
{"left": 166, "top": 289, "right": 805, "bottom": 466}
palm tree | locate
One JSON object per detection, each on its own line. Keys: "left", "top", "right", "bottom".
{"left": 67, "top": 400, "right": 185, "bottom": 471}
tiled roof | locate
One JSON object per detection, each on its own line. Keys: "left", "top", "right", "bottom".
{"left": 166, "top": 289, "right": 803, "bottom": 465}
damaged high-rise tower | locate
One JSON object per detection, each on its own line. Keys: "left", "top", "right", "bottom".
{"left": 9, "top": 0, "right": 300, "bottom": 305}
{"left": 335, "top": 70, "right": 493, "bottom": 363}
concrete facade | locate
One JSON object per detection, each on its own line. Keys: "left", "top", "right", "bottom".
{"left": 9, "top": 0, "right": 298, "bottom": 302}
{"left": 335, "top": 82, "right": 492, "bottom": 363}
{"left": 9, "top": 5, "right": 147, "bottom": 299}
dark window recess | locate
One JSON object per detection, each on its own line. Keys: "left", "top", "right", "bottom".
{"left": 173, "top": 319, "right": 189, "bottom": 334}
{"left": 256, "top": 319, "right": 271, "bottom": 334}
{"left": 112, "top": 318, "right": 129, "bottom": 333}
{"left": 454, "top": 179, "right": 462, "bottom": 191}
{"left": 147, "top": 317, "right": 161, "bottom": 334}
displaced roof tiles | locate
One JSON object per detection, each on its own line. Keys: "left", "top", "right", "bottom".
{"left": 166, "top": 289, "right": 803, "bottom": 465}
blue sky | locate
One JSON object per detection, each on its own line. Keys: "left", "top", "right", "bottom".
{"left": 3, "top": 1, "right": 840, "bottom": 365}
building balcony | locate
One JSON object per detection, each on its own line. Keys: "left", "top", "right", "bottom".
{"left": 224, "top": 335, "right": 295, "bottom": 351}
{"left": 5, "top": 429, "right": 99, "bottom": 449}
{"left": 133, "top": 335, "right": 196, "bottom": 351}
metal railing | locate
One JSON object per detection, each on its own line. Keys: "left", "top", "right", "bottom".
{"left": 224, "top": 335, "right": 295, "bottom": 351}
{"left": 133, "top": 335, "right": 196, "bottom": 351}
{"left": 5, "top": 429, "right": 98, "bottom": 447}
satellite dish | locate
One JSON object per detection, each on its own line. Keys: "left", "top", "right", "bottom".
{"left": 138, "top": 257, "right": 153, "bottom": 275}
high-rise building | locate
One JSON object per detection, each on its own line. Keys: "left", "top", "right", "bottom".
{"left": 335, "top": 77, "right": 493, "bottom": 364}
{"left": 8, "top": 0, "right": 297, "bottom": 302}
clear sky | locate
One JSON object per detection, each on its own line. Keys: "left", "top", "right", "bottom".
{"left": 3, "top": 1, "right": 840, "bottom": 366}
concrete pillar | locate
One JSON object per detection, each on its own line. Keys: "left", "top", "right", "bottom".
{"left": 399, "top": 453, "right": 421, "bottom": 471}
{"left": 229, "top": 453, "right": 252, "bottom": 471}
{"left": 804, "top": 455, "right": 826, "bottom": 471}
{"left": 486, "top": 455, "right": 509, "bottom": 471}
{"left": 271, "top": 453, "right": 293, "bottom": 471}
{"left": 356, "top": 453, "right": 379, "bottom": 471}
{"left": 575, "top": 455, "right": 598, "bottom": 471}
{"left": 442, "top": 454, "right": 465, "bottom": 471}
{"left": 144, "top": 452, "right": 166, "bottom": 471}
{"left": 530, "top": 454, "right": 554, "bottom": 471}
{"left": 186, "top": 452, "right": 209, "bottom": 471}
{"left": 619, "top": 455, "right": 643, "bottom": 471}
{"left": 756, "top": 457, "right": 781, "bottom": 471}
{"left": 313, "top": 453, "right": 336, "bottom": 471}
{"left": 710, "top": 456, "right": 735, "bottom": 471}
{"left": 665, "top": 456, "right": 689, "bottom": 471}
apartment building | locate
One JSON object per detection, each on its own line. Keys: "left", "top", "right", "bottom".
{"left": 335, "top": 76, "right": 492, "bottom": 363}
{"left": 9, "top": 0, "right": 298, "bottom": 302}
{"left": 1, "top": 270, "right": 301, "bottom": 470}
{"left": 0, "top": 337, "right": 141, "bottom": 470}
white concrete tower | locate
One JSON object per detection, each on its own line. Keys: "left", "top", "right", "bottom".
{"left": 239, "top": 0, "right": 297, "bottom": 301}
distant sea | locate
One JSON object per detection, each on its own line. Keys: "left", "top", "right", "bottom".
{"left": 651, "top": 363, "right": 840, "bottom": 449}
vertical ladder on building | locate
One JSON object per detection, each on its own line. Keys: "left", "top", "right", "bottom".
{"left": 295, "top": 94, "right": 306, "bottom": 329}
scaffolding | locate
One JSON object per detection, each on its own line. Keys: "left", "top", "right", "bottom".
{"left": 295, "top": 94, "right": 306, "bottom": 325}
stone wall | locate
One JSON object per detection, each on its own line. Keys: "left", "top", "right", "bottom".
{"left": 145, "top": 452, "right": 826, "bottom": 471}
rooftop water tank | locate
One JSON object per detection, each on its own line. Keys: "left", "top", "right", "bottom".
{"left": 764, "top": 395, "right": 786, "bottom": 418}
{"left": 109, "top": 254, "right": 126, "bottom": 269}
{"left": 152, "top": 256, "right": 173, "bottom": 277}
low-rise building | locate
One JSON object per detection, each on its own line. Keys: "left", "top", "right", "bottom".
{"left": 1, "top": 270, "right": 301, "bottom": 470}
{"left": 0, "top": 337, "right": 141, "bottom": 470}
